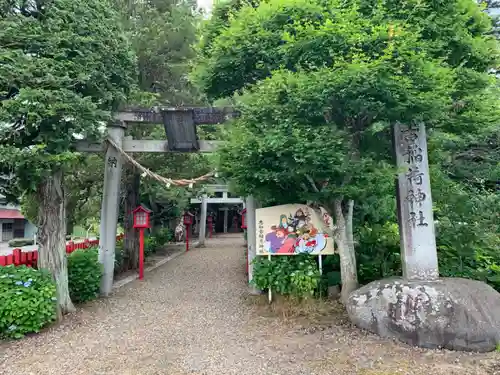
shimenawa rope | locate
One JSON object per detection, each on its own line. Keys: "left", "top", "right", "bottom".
{"left": 106, "top": 136, "right": 215, "bottom": 188}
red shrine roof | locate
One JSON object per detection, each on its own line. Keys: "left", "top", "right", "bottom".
{"left": 0, "top": 209, "right": 24, "bottom": 219}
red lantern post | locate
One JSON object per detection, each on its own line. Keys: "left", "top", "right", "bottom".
{"left": 183, "top": 212, "right": 194, "bottom": 252}
{"left": 133, "top": 205, "right": 152, "bottom": 280}
{"left": 207, "top": 216, "right": 213, "bottom": 238}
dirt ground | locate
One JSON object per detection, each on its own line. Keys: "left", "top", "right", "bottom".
{"left": 1, "top": 234, "right": 499, "bottom": 375}
{"left": 113, "top": 242, "right": 185, "bottom": 283}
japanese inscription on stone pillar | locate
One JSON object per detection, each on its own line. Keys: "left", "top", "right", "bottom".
{"left": 107, "top": 156, "right": 117, "bottom": 168}
{"left": 394, "top": 121, "right": 439, "bottom": 281}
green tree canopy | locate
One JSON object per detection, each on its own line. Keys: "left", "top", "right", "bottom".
{"left": 0, "top": 0, "right": 136, "bottom": 190}
{"left": 0, "top": 0, "right": 137, "bottom": 315}
{"left": 194, "top": 0, "right": 498, "bottom": 101}
{"left": 195, "top": 0, "right": 499, "bottom": 300}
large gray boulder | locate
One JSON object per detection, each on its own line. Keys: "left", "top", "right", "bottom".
{"left": 346, "top": 277, "right": 500, "bottom": 352}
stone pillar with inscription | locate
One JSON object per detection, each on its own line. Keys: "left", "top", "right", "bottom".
{"left": 394, "top": 121, "right": 439, "bottom": 281}
{"left": 346, "top": 121, "right": 500, "bottom": 352}
{"left": 99, "top": 121, "right": 125, "bottom": 296}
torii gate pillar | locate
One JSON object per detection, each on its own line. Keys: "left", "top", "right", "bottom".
{"left": 99, "top": 121, "right": 126, "bottom": 296}
{"left": 198, "top": 194, "right": 208, "bottom": 246}
{"left": 246, "top": 196, "right": 261, "bottom": 294}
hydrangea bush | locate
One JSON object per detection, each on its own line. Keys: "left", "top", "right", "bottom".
{"left": 0, "top": 265, "right": 57, "bottom": 339}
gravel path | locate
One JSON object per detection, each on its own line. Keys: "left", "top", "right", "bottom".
{"left": 1, "top": 234, "right": 499, "bottom": 375}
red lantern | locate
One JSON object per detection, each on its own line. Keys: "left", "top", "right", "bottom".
{"left": 183, "top": 212, "right": 194, "bottom": 252}
{"left": 183, "top": 212, "right": 193, "bottom": 226}
{"left": 132, "top": 205, "right": 152, "bottom": 280}
{"left": 133, "top": 206, "right": 152, "bottom": 229}
{"left": 241, "top": 208, "right": 247, "bottom": 229}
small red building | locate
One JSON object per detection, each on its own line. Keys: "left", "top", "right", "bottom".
{"left": 0, "top": 195, "right": 36, "bottom": 243}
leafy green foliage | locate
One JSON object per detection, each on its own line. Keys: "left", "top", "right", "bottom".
{"left": 195, "top": 0, "right": 497, "bottom": 109}
{"left": 135, "top": 126, "right": 215, "bottom": 228}
{"left": 152, "top": 228, "right": 173, "bottom": 248}
{"left": 8, "top": 238, "right": 34, "bottom": 247}
{"left": 64, "top": 155, "right": 105, "bottom": 231}
{"left": 252, "top": 255, "right": 321, "bottom": 297}
{"left": 0, "top": 0, "right": 137, "bottom": 191}
{"left": 0, "top": 266, "right": 57, "bottom": 339}
{"left": 195, "top": 0, "right": 500, "bottom": 295}
{"left": 356, "top": 223, "right": 402, "bottom": 284}
{"left": 114, "top": 0, "right": 202, "bottom": 105}
{"left": 203, "top": 0, "right": 497, "bottom": 210}
{"left": 114, "top": 239, "right": 125, "bottom": 275}
{"left": 67, "top": 248, "right": 103, "bottom": 303}
{"left": 0, "top": 0, "right": 137, "bottom": 311}
{"left": 197, "top": 0, "right": 261, "bottom": 59}
{"left": 432, "top": 168, "right": 500, "bottom": 290}
{"left": 142, "top": 228, "right": 173, "bottom": 257}
{"left": 144, "top": 236, "right": 157, "bottom": 257}
{"left": 112, "top": 0, "right": 212, "bottom": 238}
{"left": 325, "top": 270, "right": 341, "bottom": 286}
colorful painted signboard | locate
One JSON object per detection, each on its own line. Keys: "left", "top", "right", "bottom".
{"left": 256, "top": 204, "right": 335, "bottom": 255}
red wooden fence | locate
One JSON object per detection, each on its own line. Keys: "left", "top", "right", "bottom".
{"left": 0, "top": 234, "right": 124, "bottom": 268}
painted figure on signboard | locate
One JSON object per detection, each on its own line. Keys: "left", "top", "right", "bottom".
{"left": 257, "top": 204, "right": 335, "bottom": 255}
{"left": 323, "top": 212, "right": 331, "bottom": 227}
{"left": 279, "top": 214, "right": 290, "bottom": 230}
{"left": 294, "top": 225, "right": 327, "bottom": 254}
{"left": 293, "top": 208, "right": 308, "bottom": 230}
{"left": 263, "top": 207, "right": 328, "bottom": 254}
{"left": 265, "top": 226, "right": 286, "bottom": 252}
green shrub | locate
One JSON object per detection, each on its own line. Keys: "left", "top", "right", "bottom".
{"left": 356, "top": 222, "right": 402, "bottom": 284}
{"left": 114, "top": 239, "right": 124, "bottom": 274}
{"left": 252, "top": 255, "right": 321, "bottom": 298}
{"left": 67, "top": 248, "right": 103, "bottom": 303}
{"left": 143, "top": 228, "right": 172, "bottom": 256}
{"left": 323, "top": 254, "right": 340, "bottom": 273}
{"left": 0, "top": 265, "right": 57, "bottom": 339}
{"left": 144, "top": 235, "right": 159, "bottom": 257}
{"left": 152, "top": 228, "right": 173, "bottom": 247}
{"left": 325, "top": 270, "right": 341, "bottom": 286}
{"left": 8, "top": 238, "right": 34, "bottom": 247}
{"left": 486, "top": 264, "right": 500, "bottom": 292}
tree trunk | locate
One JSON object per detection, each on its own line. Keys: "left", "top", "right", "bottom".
{"left": 123, "top": 169, "right": 140, "bottom": 270}
{"left": 314, "top": 200, "right": 359, "bottom": 303}
{"left": 332, "top": 199, "right": 358, "bottom": 304}
{"left": 345, "top": 199, "right": 356, "bottom": 264}
{"left": 36, "top": 169, "right": 75, "bottom": 320}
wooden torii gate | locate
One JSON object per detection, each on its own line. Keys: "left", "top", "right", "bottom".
{"left": 75, "top": 107, "right": 251, "bottom": 296}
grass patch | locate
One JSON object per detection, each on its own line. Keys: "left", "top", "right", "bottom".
{"left": 246, "top": 293, "right": 346, "bottom": 323}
